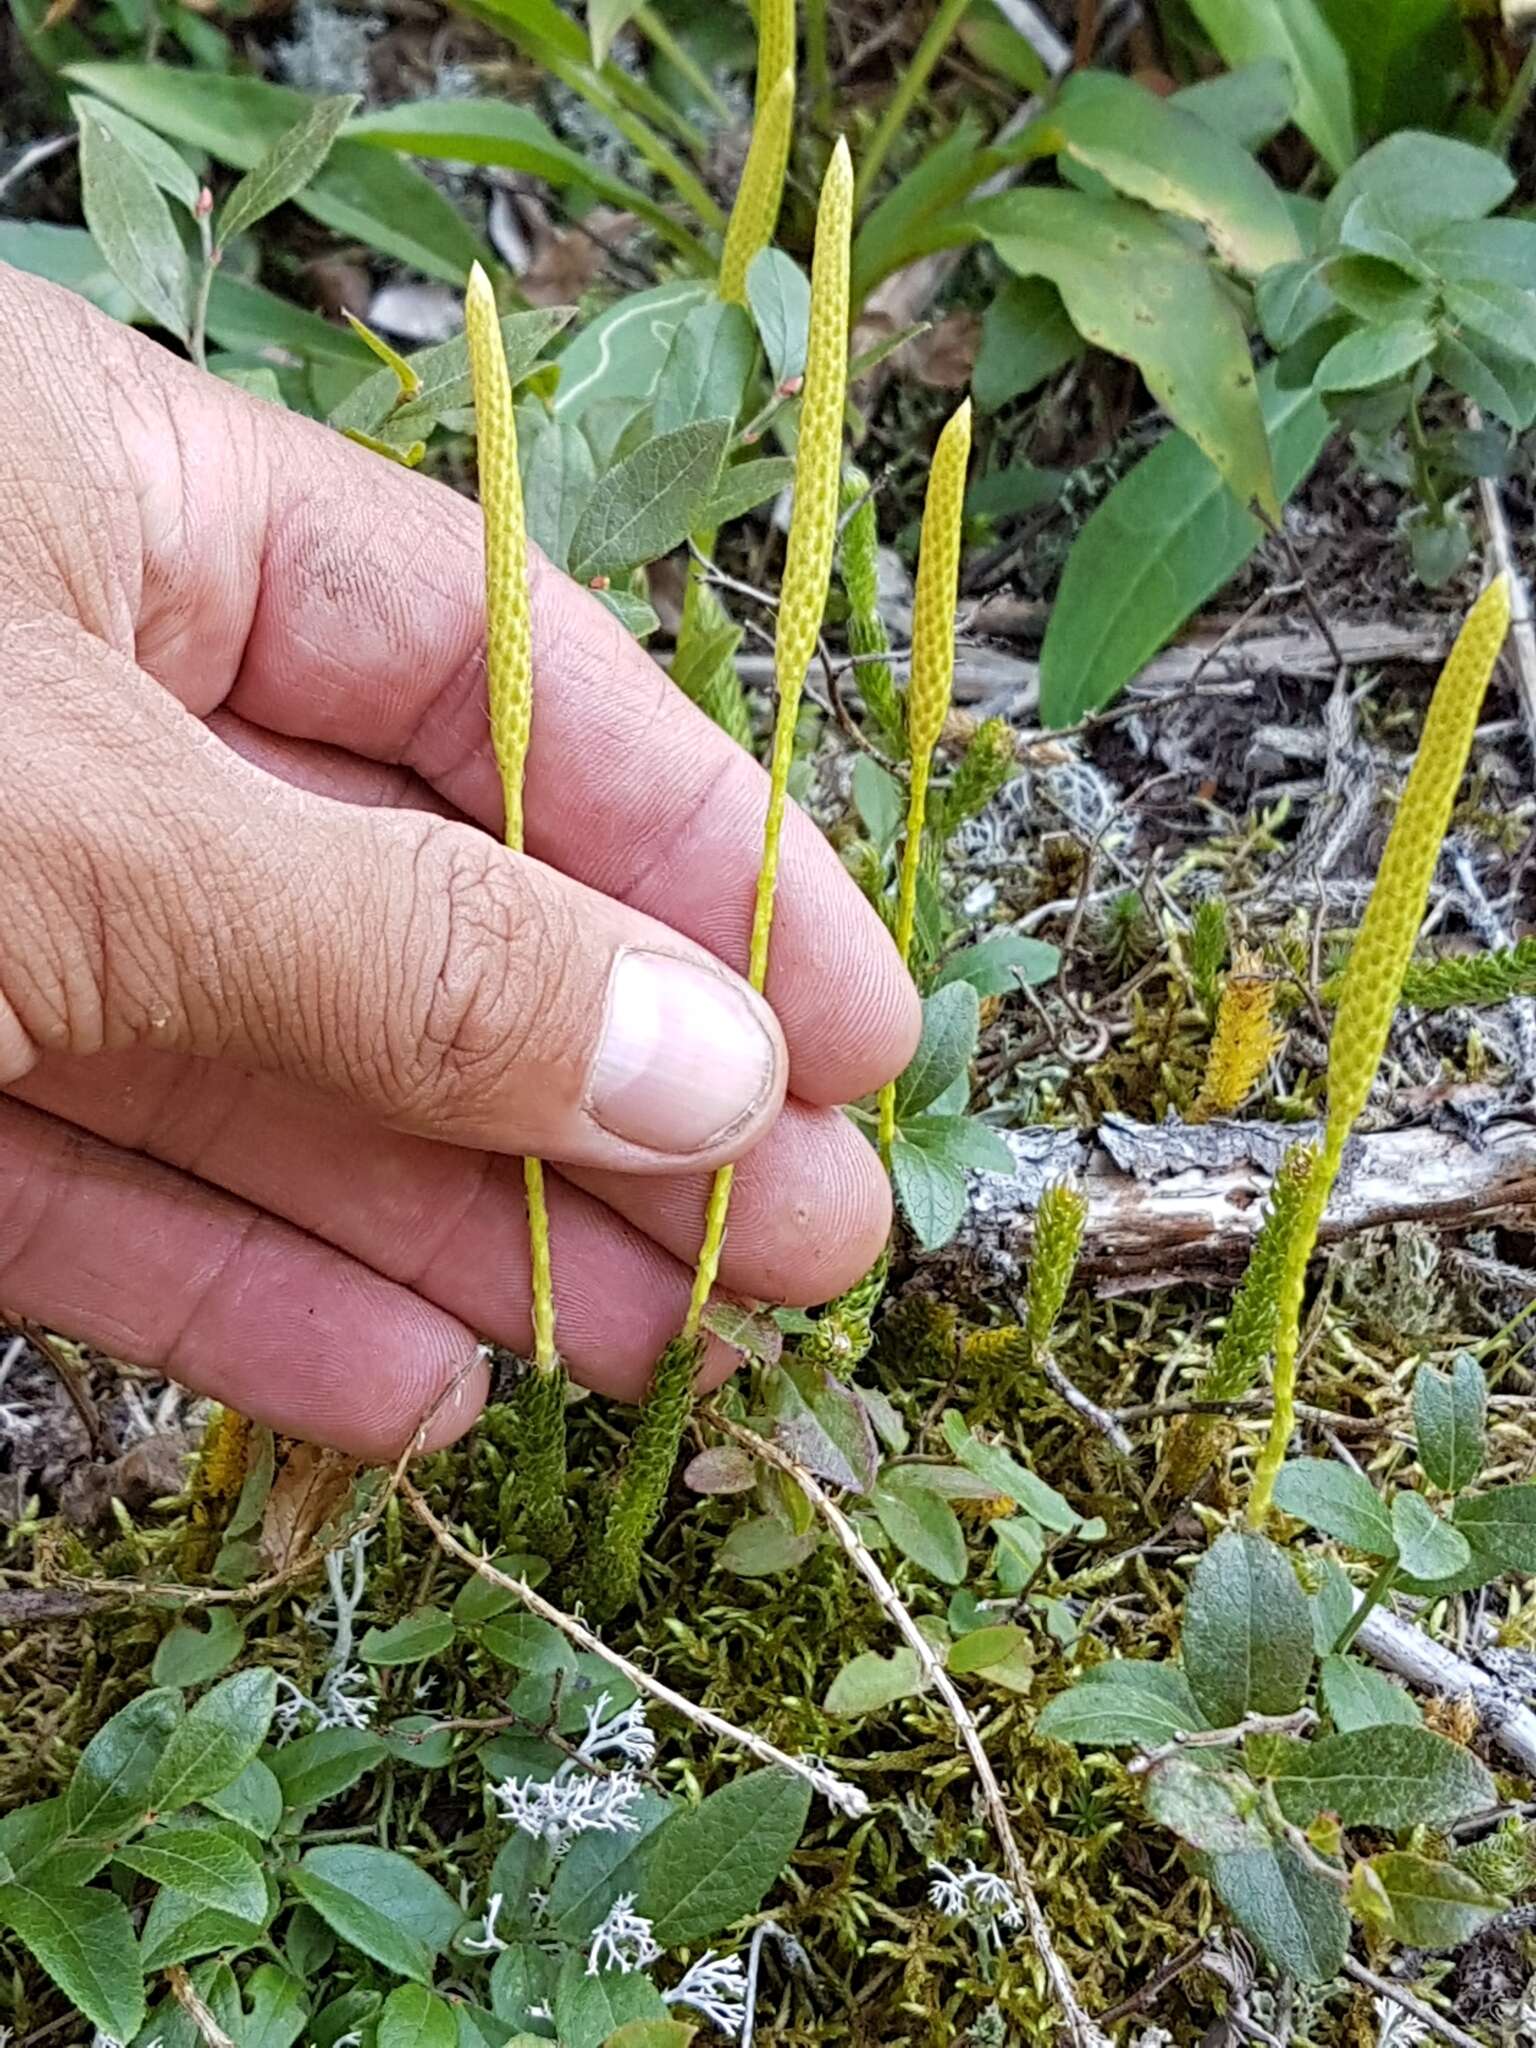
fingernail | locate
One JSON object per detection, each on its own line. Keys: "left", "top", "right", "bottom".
{"left": 588, "top": 948, "right": 780, "bottom": 1154}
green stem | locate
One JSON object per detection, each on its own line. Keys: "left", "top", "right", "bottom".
{"left": 189, "top": 210, "right": 216, "bottom": 374}
{"left": 1407, "top": 392, "right": 1444, "bottom": 523}
{"left": 804, "top": 0, "right": 830, "bottom": 109}
{"left": 1491, "top": 37, "right": 1536, "bottom": 157}
{"left": 853, "top": 0, "right": 972, "bottom": 211}
{"left": 634, "top": 4, "right": 734, "bottom": 122}
{"left": 1331, "top": 1556, "right": 1398, "bottom": 1656}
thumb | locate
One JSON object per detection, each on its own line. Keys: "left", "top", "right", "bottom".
{"left": 1, "top": 622, "right": 787, "bottom": 1170}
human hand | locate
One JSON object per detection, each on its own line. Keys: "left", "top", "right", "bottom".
{"left": 0, "top": 267, "right": 918, "bottom": 1458}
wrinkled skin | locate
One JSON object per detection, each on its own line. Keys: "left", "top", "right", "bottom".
{"left": 0, "top": 267, "right": 918, "bottom": 1458}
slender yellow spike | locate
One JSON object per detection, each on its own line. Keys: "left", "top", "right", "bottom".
{"left": 877, "top": 397, "right": 972, "bottom": 1157}
{"left": 465, "top": 262, "right": 557, "bottom": 1381}
{"left": 719, "top": 68, "right": 795, "bottom": 305}
{"left": 685, "top": 136, "right": 853, "bottom": 1334}
{"left": 1247, "top": 575, "right": 1510, "bottom": 1524}
{"left": 757, "top": 0, "right": 795, "bottom": 104}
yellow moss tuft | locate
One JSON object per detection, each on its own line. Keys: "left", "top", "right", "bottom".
{"left": 1191, "top": 947, "right": 1280, "bottom": 1122}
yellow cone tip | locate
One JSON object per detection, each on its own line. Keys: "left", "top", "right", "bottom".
{"left": 466, "top": 261, "right": 494, "bottom": 309}
{"left": 828, "top": 135, "right": 852, "bottom": 182}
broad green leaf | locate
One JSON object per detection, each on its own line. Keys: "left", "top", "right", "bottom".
{"left": 746, "top": 248, "right": 811, "bottom": 386}
{"left": 203, "top": 1758, "right": 284, "bottom": 1839}
{"left": 1364, "top": 1852, "right": 1504, "bottom": 1949}
{"left": 269, "top": 1729, "right": 386, "bottom": 1815}
{"left": 934, "top": 935, "right": 1059, "bottom": 997}
{"left": 601, "top": 2025, "right": 695, "bottom": 2048}
{"left": 378, "top": 1983, "right": 459, "bottom": 2048}
{"left": 941, "top": 1411, "right": 1084, "bottom": 1532}
{"left": 1255, "top": 258, "right": 1335, "bottom": 347}
{"left": 904, "top": 1113, "right": 1016, "bottom": 1180}
{"left": 851, "top": 117, "right": 992, "bottom": 304}
{"left": 205, "top": 274, "right": 377, "bottom": 370}
{"left": 113, "top": 1824, "right": 267, "bottom": 1921}
{"left": 1324, "top": 253, "right": 1434, "bottom": 325}
{"left": 1414, "top": 1355, "right": 1487, "bottom": 1494}
{"left": 991, "top": 1515, "right": 1044, "bottom": 1592}
{"left": 973, "top": 277, "right": 1081, "bottom": 413}
{"left": 1420, "top": 217, "right": 1536, "bottom": 292}
{"left": 289, "top": 1848, "right": 454, "bottom": 1983}
{"left": 1209, "top": 1844, "right": 1348, "bottom": 1983}
{"left": 241, "top": 1963, "right": 310, "bottom": 2048}
{"left": 947, "top": 1625, "right": 1034, "bottom": 1692}
{"left": 1320, "top": 131, "right": 1513, "bottom": 247}
{"left": 0, "top": 1881, "right": 145, "bottom": 2040}
{"left": 1390, "top": 1491, "right": 1472, "bottom": 1581}
{"left": 1041, "top": 71, "right": 1299, "bottom": 276}
{"left": 596, "top": 591, "right": 660, "bottom": 638}
{"left": 451, "top": 1552, "right": 548, "bottom": 1626}
{"left": 1037, "top": 1660, "right": 1207, "bottom": 1748}
{"left": 1182, "top": 1531, "right": 1313, "bottom": 1728}
{"left": 769, "top": 1362, "right": 879, "bottom": 1494}
{"left": 1186, "top": 0, "right": 1356, "bottom": 173}
{"left": 555, "top": 280, "right": 710, "bottom": 416}
{"left": 555, "top": 1955, "right": 666, "bottom": 2048}
{"left": 66, "top": 1686, "right": 183, "bottom": 1836}
{"left": 824, "top": 1646, "right": 928, "bottom": 1716}
{"left": 1318, "top": 0, "right": 1462, "bottom": 137}
{"left": 69, "top": 93, "right": 200, "bottom": 210}
{"left": 638, "top": 1769, "right": 811, "bottom": 1945}
{"left": 972, "top": 189, "right": 1277, "bottom": 520}
{"left": 569, "top": 418, "right": 733, "bottom": 582}
{"left": 1453, "top": 1483, "right": 1536, "bottom": 1572}
{"left": 138, "top": 1881, "right": 269, "bottom": 1971}
{"left": 715, "top": 1513, "right": 818, "bottom": 1577}
{"left": 148, "top": 1669, "right": 278, "bottom": 1811}
{"left": 346, "top": 100, "right": 707, "bottom": 265}
{"left": 65, "top": 64, "right": 486, "bottom": 284}
{"left": 1271, "top": 1724, "right": 1493, "bottom": 1830}
{"left": 1173, "top": 58, "right": 1297, "bottom": 149}
{"left": 1038, "top": 365, "right": 1329, "bottom": 725}
{"left": 479, "top": 1614, "right": 575, "bottom": 1676}
{"left": 151, "top": 1609, "right": 247, "bottom": 1690}
{"left": 891, "top": 1138, "right": 969, "bottom": 1251}
{"left": 894, "top": 983, "right": 980, "bottom": 1120}
{"left": 1145, "top": 1756, "right": 1272, "bottom": 1853}
{"left": 544, "top": 1793, "right": 671, "bottom": 1943}
{"left": 701, "top": 454, "right": 796, "bottom": 530}
{"left": 1313, "top": 316, "right": 1436, "bottom": 393}
{"left": 521, "top": 418, "right": 598, "bottom": 573}
{"left": 1318, "top": 1654, "right": 1419, "bottom": 1732}
{"left": 330, "top": 308, "right": 572, "bottom": 442}
{"left": 853, "top": 755, "right": 903, "bottom": 851}
{"left": 76, "top": 100, "right": 191, "bottom": 340}
{"left": 219, "top": 93, "right": 359, "bottom": 247}
{"left": 587, "top": 0, "right": 640, "bottom": 66}
{"left": 654, "top": 300, "right": 758, "bottom": 435}
{"left": 359, "top": 1606, "right": 456, "bottom": 1665}
{"left": 872, "top": 1470, "right": 968, "bottom": 1584}
{"left": 0, "top": 220, "right": 140, "bottom": 320}
{"left": 1443, "top": 279, "right": 1536, "bottom": 371}
{"left": 1271, "top": 1458, "right": 1396, "bottom": 1556}
{"left": 490, "top": 1942, "right": 556, "bottom": 2028}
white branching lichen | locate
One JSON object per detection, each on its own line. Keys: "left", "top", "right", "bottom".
{"left": 585, "top": 1893, "right": 661, "bottom": 1977}
{"left": 665, "top": 1948, "right": 750, "bottom": 2034}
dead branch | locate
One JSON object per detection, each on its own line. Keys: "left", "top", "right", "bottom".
{"left": 940, "top": 1113, "right": 1536, "bottom": 1295}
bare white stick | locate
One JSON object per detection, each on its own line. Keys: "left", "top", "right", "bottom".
{"left": 401, "top": 1479, "right": 869, "bottom": 1820}
{"left": 702, "top": 1407, "right": 1110, "bottom": 2048}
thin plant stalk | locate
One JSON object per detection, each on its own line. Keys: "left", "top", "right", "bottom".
{"left": 1247, "top": 577, "right": 1510, "bottom": 1525}
{"left": 684, "top": 135, "right": 855, "bottom": 1336}
{"left": 465, "top": 265, "right": 568, "bottom": 1549}
{"left": 876, "top": 398, "right": 972, "bottom": 1159}
{"left": 853, "top": 0, "right": 972, "bottom": 210}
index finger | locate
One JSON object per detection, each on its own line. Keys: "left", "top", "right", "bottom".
{"left": 70, "top": 279, "right": 921, "bottom": 1107}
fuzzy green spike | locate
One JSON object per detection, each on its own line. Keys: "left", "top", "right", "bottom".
{"left": 839, "top": 470, "right": 904, "bottom": 752}
{"left": 800, "top": 1251, "right": 888, "bottom": 1375}
{"left": 1188, "top": 899, "right": 1229, "bottom": 1011}
{"left": 1024, "top": 1184, "right": 1087, "bottom": 1354}
{"left": 585, "top": 1335, "right": 703, "bottom": 1617}
{"left": 1155, "top": 1144, "right": 1316, "bottom": 1503}
{"left": 935, "top": 716, "right": 1016, "bottom": 837}
{"left": 1248, "top": 577, "right": 1511, "bottom": 1526}
{"left": 961, "top": 1323, "right": 1031, "bottom": 1389}
{"left": 497, "top": 1354, "right": 573, "bottom": 1559}
{"left": 878, "top": 1293, "right": 959, "bottom": 1380}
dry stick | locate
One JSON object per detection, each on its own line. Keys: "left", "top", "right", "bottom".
{"left": 167, "top": 1965, "right": 239, "bottom": 2048}
{"left": 399, "top": 1476, "right": 869, "bottom": 1821}
{"left": 701, "top": 1406, "right": 1111, "bottom": 2048}
{"left": 1351, "top": 1598, "right": 1536, "bottom": 1777}
{"left": 1339, "top": 1958, "right": 1485, "bottom": 2048}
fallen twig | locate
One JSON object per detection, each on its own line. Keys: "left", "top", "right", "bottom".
{"left": 701, "top": 1404, "right": 1110, "bottom": 2048}
{"left": 399, "top": 1476, "right": 869, "bottom": 1820}
{"left": 1340, "top": 1957, "right": 1485, "bottom": 2048}
{"left": 1352, "top": 1598, "right": 1536, "bottom": 1777}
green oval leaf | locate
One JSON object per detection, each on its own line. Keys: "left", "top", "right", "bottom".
{"left": 1038, "top": 1660, "right": 1207, "bottom": 1747}
{"left": 1365, "top": 1852, "right": 1505, "bottom": 1950}
{"left": 637, "top": 1769, "right": 811, "bottom": 1945}
{"left": 1182, "top": 1530, "right": 1314, "bottom": 1727}
{"left": 1185, "top": 0, "right": 1356, "bottom": 174}
{"left": 75, "top": 98, "right": 191, "bottom": 340}
{"left": 269, "top": 1728, "right": 386, "bottom": 1815}
{"left": 1390, "top": 1490, "right": 1472, "bottom": 1581}
{"left": 152, "top": 1608, "right": 248, "bottom": 1691}
{"left": 378, "top": 1982, "right": 459, "bottom": 2048}
{"left": 1208, "top": 1844, "right": 1348, "bottom": 1983}
{"left": 1272, "top": 1458, "right": 1397, "bottom": 1557}
{"left": 359, "top": 1606, "right": 456, "bottom": 1666}
{"left": 147, "top": 1668, "right": 279, "bottom": 1812}
{"left": 1413, "top": 1353, "right": 1487, "bottom": 1494}
{"left": 0, "top": 1882, "right": 144, "bottom": 2041}
{"left": 113, "top": 1822, "right": 267, "bottom": 1921}
{"left": 218, "top": 92, "right": 360, "bottom": 247}
{"left": 872, "top": 1469, "right": 968, "bottom": 1584}
{"left": 1271, "top": 1724, "right": 1494, "bottom": 1830}
{"left": 66, "top": 1687, "right": 183, "bottom": 1836}
{"left": 823, "top": 1646, "right": 928, "bottom": 1716}
{"left": 568, "top": 418, "right": 733, "bottom": 583}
